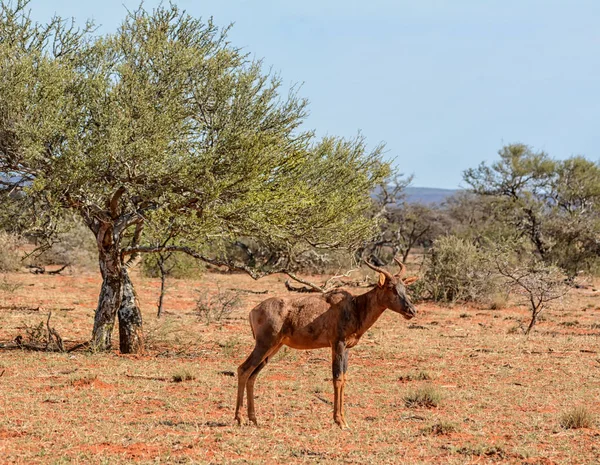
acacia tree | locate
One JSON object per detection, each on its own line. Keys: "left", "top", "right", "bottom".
{"left": 0, "top": 2, "right": 389, "bottom": 353}
{"left": 463, "top": 144, "right": 600, "bottom": 277}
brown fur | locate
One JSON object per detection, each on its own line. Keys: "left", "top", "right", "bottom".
{"left": 235, "top": 261, "right": 418, "bottom": 429}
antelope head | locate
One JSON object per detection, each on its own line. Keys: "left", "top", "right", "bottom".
{"left": 364, "top": 257, "right": 418, "bottom": 319}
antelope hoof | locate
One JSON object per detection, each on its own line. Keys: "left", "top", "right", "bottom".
{"left": 249, "top": 416, "right": 258, "bottom": 427}
{"left": 235, "top": 415, "right": 242, "bottom": 426}
{"left": 334, "top": 417, "right": 346, "bottom": 429}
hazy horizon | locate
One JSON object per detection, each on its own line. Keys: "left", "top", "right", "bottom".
{"left": 27, "top": 0, "right": 600, "bottom": 189}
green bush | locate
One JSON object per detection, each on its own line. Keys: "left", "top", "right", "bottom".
{"left": 423, "top": 236, "right": 497, "bottom": 303}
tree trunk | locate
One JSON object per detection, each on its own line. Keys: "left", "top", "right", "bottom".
{"left": 91, "top": 228, "right": 123, "bottom": 351}
{"left": 157, "top": 257, "right": 167, "bottom": 318}
{"left": 118, "top": 269, "right": 144, "bottom": 354}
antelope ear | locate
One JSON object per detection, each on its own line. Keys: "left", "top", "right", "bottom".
{"left": 403, "top": 276, "right": 419, "bottom": 286}
{"left": 378, "top": 272, "right": 386, "bottom": 287}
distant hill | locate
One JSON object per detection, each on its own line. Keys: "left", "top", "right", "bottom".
{"left": 404, "top": 187, "right": 459, "bottom": 205}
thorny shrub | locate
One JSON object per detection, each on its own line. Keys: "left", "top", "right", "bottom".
{"left": 0, "top": 231, "right": 23, "bottom": 272}
{"left": 195, "top": 286, "right": 241, "bottom": 325}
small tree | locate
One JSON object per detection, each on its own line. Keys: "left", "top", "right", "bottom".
{"left": 463, "top": 145, "right": 600, "bottom": 278}
{"left": 0, "top": 2, "right": 389, "bottom": 353}
{"left": 493, "top": 250, "right": 569, "bottom": 334}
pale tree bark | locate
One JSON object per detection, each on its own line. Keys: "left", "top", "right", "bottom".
{"left": 91, "top": 225, "right": 124, "bottom": 351}
{"left": 118, "top": 269, "right": 144, "bottom": 353}
{"left": 89, "top": 219, "right": 144, "bottom": 354}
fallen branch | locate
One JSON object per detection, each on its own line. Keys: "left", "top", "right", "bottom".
{"left": 27, "top": 264, "right": 69, "bottom": 275}
{"left": 47, "top": 265, "right": 69, "bottom": 275}
{"left": 285, "top": 280, "right": 317, "bottom": 293}
{"left": 125, "top": 374, "right": 169, "bottom": 382}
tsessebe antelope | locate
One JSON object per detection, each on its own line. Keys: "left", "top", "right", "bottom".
{"left": 234, "top": 258, "right": 418, "bottom": 428}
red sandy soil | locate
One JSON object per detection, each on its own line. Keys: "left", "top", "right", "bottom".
{"left": 0, "top": 267, "right": 599, "bottom": 464}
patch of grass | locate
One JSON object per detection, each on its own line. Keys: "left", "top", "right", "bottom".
{"left": 403, "top": 385, "right": 442, "bottom": 408}
{"left": 559, "top": 406, "right": 594, "bottom": 429}
{"left": 559, "top": 320, "right": 579, "bottom": 327}
{"left": 421, "top": 421, "right": 457, "bottom": 435}
{"left": 459, "top": 313, "right": 470, "bottom": 318}
{"left": 219, "top": 336, "right": 241, "bottom": 358}
{"left": 171, "top": 370, "right": 195, "bottom": 383}
{"left": 0, "top": 276, "right": 23, "bottom": 293}
{"left": 69, "top": 374, "right": 97, "bottom": 386}
{"left": 488, "top": 292, "right": 509, "bottom": 310}
{"left": 448, "top": 444, "right": 507, "bottom": 459}
{"left": 398, "top": 370, "right": 432, "bottom": 382}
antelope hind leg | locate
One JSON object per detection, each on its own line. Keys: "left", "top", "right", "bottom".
{"left": 246, "top": 344, "right": 282, "bottom": 426}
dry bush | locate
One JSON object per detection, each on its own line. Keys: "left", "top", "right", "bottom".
{"left": 559, "top": 406, "right": 595, "bottom": 429}
{"left": 421, "top": 421, "right": 457, "bottom": 435}
{"left": 32, "top": 218, "right": 96, "bottom": 269}
{"left": 0, "top": 275, "right": 23, "bottom": 292}
{"left": 69, "top": 374, "right": 98, "bottom": 386}
{"left": 493, "top": 251, "right": 569, "bottom": 334}
{"left": 0, "top": 231, "right": 23, "bottom": 272}
{"left": 195, "top": 286, "right": 241, "bottom": 325}
{"left": 423, "top": 236, "right": 497, "bottom": 303}
{"left": 403, "top": 385, "right": 442, "bottom": 408}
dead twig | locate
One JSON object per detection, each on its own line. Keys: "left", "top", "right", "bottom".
{"left": 125, "top": 374, "right": 169, "bottom": 382}
{"left": 45, "top": 312, "right": 64, "bottom": 352}
{"left": 228, "top": 288, "right": 268, "bottom": 295}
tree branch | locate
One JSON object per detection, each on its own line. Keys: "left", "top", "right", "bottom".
{"left": 109, "top": 186, "right": 126, "bottom": 219}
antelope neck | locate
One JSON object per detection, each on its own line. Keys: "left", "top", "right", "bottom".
{"left": 353, "top": 287, "right": 387, "bottom": 334}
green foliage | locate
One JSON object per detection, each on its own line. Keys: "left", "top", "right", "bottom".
{"left": 463, "top": 144, "right": 600, "bottom": 277}
{"left": 0, "top": 1, "right": 389, "bottom": 265}
{"left": 141, "top": 252, "right": 203, "bottom": 279}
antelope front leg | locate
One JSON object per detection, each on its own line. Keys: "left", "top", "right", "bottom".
{"left": 340, "top": 348, "right": 349, "bottom": 428}
{"left": 332, "top": 341, "right": 348, "bottom": 429}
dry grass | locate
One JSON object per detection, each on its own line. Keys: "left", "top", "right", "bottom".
{"left": 171, "top": 370, "right": 195, "bottom": 383}
{"left": 0, "top": 269, "right": 599, "bottom": 464}
{"left": 560, "top": 406, "right": 595, "bottom": 429}
{"left": 403, "top": 385, "right": 442, "bottom": 408}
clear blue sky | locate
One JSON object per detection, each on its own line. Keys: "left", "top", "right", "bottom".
{"left": 28, "top": 0, "right": 600, "bottom": 189}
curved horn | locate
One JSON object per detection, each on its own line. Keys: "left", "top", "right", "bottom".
{"left": 393, "top": 257, "right": 406, "bottom": 278}
{"left": 363, "top": 259, "right": 394, "bottom": 280}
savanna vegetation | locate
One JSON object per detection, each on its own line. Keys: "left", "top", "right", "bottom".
{"left": 1, "top": 1, "right": 599, "bottom": 464}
